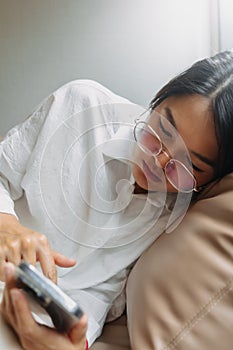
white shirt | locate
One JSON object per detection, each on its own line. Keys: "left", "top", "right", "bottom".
{"left": 0, "top": 80, "right": 191, "bottom": 345}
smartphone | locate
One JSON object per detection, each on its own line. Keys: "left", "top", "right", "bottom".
{"left": 15, "top": 261, "right": 84, "bottom": 332}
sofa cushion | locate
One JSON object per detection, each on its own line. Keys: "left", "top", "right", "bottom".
{"left": 90, "top": 315, "right": 130, "bottom": 349}
{"left": 126, "top": 173, "right": 233, "bottom": 350}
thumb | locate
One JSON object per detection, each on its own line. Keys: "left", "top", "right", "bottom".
{"left": 69, "top": 314, "right": 88, "bottom": 345}
{"left": 52, "top": 251, "right": 76, "bottom": 267}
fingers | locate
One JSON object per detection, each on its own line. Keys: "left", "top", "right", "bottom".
{"left": 0, "top": 229, "right": 57, "bottom": 283}
{"left": 6, "top": 288, "right": 43, "bottom": 349}
{"left": 20, "top": 232, "right": 57, "bottom": 283}
{"left": 5, "top": 237, "right": 21, "bottom": 265}
{"left": 1, "top": 287, "right": 17, "bottom": 327}
{"left": 69, "top": 314, "right": 88, "bottom": 346}
{"left": 0, "top": 256, "right": 6, "bottom": 281}
{"left": 37, "top": 243, "right": 77, "bottom": 284}
{"left": 0, "top": 234, "right": 21, "bottom": 281}
{"left": 10, "top": 289, "right": 36, "bottom": 331}
{"left": 52, "top": 251, "right": 76, "bottom": 267}
{"left": 4, "top": 262, "right": 16, "bottom": 286}
{"left": 1, "top": 263, "right": 17, "bottom": 327}
{"left": 0, "top": 232, "right": 53, "bottom": 282}
{"left": 7, "top": 288, "right": 88, "bottom": 350}
{"left": 21, "top": 234, "right": 37, "bottom": 265}
{"left": 2, "top": 268, "right": 88, "bottom": 350}
{"left": 0, "top": 228, "right": 75, "bottom": 284}
{"left": 36, "top": 235, "right": 57, "bottom": 283}
{"left": 2, "top": 263, "right": 17, "bottom": 309}
{"left": 0, "top": 230, "right": 37, "bottom": 281}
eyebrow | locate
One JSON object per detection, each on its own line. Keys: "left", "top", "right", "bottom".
{"left": 164, "top": 107, "right": 216, "bottom": 169}
{"left": 190, "top": 150, "right": 216, "bottom": 168}
{"left": 164, "top": 107, "right": 178, "bottom": 129}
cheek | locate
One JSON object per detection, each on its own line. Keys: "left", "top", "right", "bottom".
{"left": 131, "top": 162, "right": 148, "bottom": 189}
{"left": 132, "top": 148, "right": 144, "bottom": 176}
{"left": 131, "top": 148, "right": 176, "bottom": 192}
{"left": 131, "top": 147, "right": 147, "bottom": 187}
{"left": 132, "top": 145, "right": 142, "bottom": 166}
{"left": 194, "top": 169, "right": 215, "bottom": 187}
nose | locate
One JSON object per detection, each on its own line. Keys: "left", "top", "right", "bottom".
{"left": 154, "top": 149, "right": 171, "bottom": 169}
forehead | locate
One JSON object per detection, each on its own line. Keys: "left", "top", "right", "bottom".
{"left": 155, "top": 94, "right": 218, "bottom": 163}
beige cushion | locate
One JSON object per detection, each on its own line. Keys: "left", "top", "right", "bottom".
{"left": 126, "top": 173, "right": 233, "bottom": 349}
{"left": 90, "top": 315, "right": 130, "bottom": 349}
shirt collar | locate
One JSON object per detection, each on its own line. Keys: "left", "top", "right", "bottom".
{"left": 101, "top": 123, "right": 135, "bottom": 164}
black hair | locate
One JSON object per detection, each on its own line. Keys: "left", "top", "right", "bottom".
{"left": 150, "top": 50, "right": 233, "bottom": 180}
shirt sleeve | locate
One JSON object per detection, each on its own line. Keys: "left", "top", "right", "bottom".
{"left": 0, "top": 79, "right": 132, "bottom": 346}
{"left": 0, "top": 95, "right": 54, "bottom": 217}
{"left": 0, "top": 79, "right": 129, "bottom": 219}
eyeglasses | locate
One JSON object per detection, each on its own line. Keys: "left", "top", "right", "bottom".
{"left": 133, "top": 120, "right": 198, "bottom": 193}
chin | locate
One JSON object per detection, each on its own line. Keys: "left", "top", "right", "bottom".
{"left": 132, "top": 164, "right": 159, "bottom": 192}
{"left": 132, "top": 164, "right": 148, "bottom": 189}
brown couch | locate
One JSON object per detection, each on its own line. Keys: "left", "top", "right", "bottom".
{"left": 92, "top": 173, "right": 233, "bottom": 349}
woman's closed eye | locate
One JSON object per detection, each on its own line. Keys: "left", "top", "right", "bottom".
{"left": 158, "top": 116, "right": 204, "bottom": 173}
{"left": 159, "top": 117, "right": 173, "bottom": 138}
{"left": 191, "top": 161, "right": 204, "bottom": 173}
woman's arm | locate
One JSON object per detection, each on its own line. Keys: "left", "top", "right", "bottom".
{"left": 0, "top": 95, "right": 75, "bottom": 282}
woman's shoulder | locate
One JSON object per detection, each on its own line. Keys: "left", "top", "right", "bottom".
{"left": 54, "top": 79, "right": 131, "bottom": 106}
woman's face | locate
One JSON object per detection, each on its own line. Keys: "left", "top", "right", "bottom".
{"left": 132, "top": 94, "right": 218, "bottom": 192}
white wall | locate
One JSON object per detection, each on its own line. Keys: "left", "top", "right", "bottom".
{"left": 0, "top": 0, "right": 216, "bottom": 135}
{"left": 219, "top": 0, "right": 233, "bottom": 50}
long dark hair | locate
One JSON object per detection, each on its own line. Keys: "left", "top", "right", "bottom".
{"left": 150, "top": 50, "right": 233, "bottom": 180}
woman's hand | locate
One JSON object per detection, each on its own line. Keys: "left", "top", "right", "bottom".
{"left": 0, "top": 213, "right": 76, "bottom": 283}
{"left": 1, "top": 263, "right": 88, "bottom": 350}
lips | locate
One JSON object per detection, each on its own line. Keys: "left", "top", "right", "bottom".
{"left": 142, "top": 160, "right": 161, "bottom": 183}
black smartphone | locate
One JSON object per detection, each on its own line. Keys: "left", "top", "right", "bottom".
{"left": 14, "top": 261, "right": 84, "bottom": 332}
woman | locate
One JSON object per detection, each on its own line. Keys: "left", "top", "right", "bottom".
{"left": 1, "top": 50, "right": 233, "bottom": 350}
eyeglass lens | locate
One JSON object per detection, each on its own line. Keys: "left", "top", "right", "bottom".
{"left": 134, "top": 122, "right": 195, "bottom": 192}
{"left": 134, "top": 122, "right": 161, "bottom": 155}
{"left": 165, "top": 160, "right": 195, "bottom": 192}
